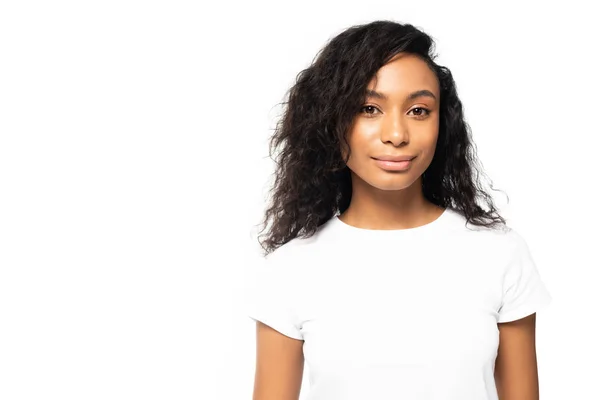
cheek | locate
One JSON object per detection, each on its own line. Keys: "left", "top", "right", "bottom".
{"left": 416, "top": 134, "right": 438, "bottom": 154}
{"left": 410, "top": 123, "right": 439, "bottom": 157}
{"left": 343, "top": 132, "right": 367, "bottom": 166}
{"left": 345, "top": 137, "right": 372, "bottom": 172}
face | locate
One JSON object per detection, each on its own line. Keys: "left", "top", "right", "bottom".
{"left": 344, "top": 53, "right": 440, "bottom": 191}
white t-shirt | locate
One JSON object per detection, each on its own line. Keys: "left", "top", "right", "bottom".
{"left": 243, "top": 207, "right": 552, "bottom": 399}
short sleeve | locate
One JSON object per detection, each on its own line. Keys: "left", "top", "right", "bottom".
{"left": 497, "top": 230, "right": 553, "bottom": 323}
{"left": 243, "top": 254, "right": 304, "bottom": 340}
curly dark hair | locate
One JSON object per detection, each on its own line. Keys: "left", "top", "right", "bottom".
{"left": 256, "top": 20, "right": 508, "bottom": 256}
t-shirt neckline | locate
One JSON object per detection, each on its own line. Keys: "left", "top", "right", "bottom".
{"left": 331, "top": 207, "right": 451, "bottom": 236}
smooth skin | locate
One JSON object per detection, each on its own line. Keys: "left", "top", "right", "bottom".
{"left": 253, "top": 322, "right": 304, "bottom": 400}
{"left": 253, "top": 52, "right": 540, "bottom": 400}
{"left": 495, "top": 313, "right": 540, "bottom": 399}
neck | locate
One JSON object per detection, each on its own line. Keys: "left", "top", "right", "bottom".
{"left": 338, "top": 174, "right": 444, "bottom": 230}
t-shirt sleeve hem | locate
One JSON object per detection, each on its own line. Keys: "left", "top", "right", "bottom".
{"left": 248, "top": 314, "right": 304, "bottom": 340}
{"left": 497, "top": 292, "right": 552, "bottom": 323}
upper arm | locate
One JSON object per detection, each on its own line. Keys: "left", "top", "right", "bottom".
{"left": 495, "top": 312, "right": 539, "bottom": 400}
{"left": 244, "top": 251, "right": 306, "bottom": 399}
{"left": 253, "top": 321, "right": 304, "bottom": 400}
{"left": 497, "top": 229, "right": 552, "bottom": 323}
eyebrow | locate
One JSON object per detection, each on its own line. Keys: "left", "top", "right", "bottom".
{"left": 365, "top": 89, "right": 437, "bottom": 102}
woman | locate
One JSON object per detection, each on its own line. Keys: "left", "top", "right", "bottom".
{"left": 245, "top": 20, "right": 552, "bottom": 400}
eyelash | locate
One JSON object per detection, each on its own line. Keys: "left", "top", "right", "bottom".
{"left": 359, "top": 105, "right": 431, "bottom": 119}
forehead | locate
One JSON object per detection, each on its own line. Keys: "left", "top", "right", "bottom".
{"left": 368, "top": 53, "right": 439, "bottom": 96}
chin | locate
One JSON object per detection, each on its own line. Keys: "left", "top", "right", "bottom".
{"left": 367, "top": 178, "right": 418, "bottom": 191}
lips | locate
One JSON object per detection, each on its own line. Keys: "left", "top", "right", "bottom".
{"left": 372, "top": 156, "right": 415, "bottom": 171}
{"left": 373, "top": 155, "right": 416, "bottom": 162}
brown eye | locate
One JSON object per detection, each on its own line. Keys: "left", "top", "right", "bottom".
{"left": 409, "top": 107, "right": 430, "bottom": 118}
{"left": 360, "top": 105, "right": 380, "bottom": 117}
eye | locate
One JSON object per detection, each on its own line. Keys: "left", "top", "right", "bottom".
{"left": 359, "top": 105, "right": 381, "bottom": 117}
{"left": 408, "top": 107, "right": 431, "bottom": 119}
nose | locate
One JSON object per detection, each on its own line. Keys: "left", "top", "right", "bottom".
{"left": 380, "top": 110, "right": 409, "bottom": 146}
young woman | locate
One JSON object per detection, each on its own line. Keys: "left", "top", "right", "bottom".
{"left": 245, "top": 20, "right": 552, "bottom": 400}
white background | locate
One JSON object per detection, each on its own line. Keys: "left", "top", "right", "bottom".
{"left": 1, "top": 1, "right": 598, "bottom": 399}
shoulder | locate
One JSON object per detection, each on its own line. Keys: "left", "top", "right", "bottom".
{"left": 443, "top": 209, "right": 526, "bottom": 258}
{"left": 256, "top": 220, "right": 333, "bottom": 280}
{"left": 266, "top": 218, "right": 335, "bottom": 262}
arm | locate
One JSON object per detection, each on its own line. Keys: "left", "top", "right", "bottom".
{"left": 252, "top": 321, "right": 305, "bottom": 400}
{"left": 494, "top": 313, "right": 539, "bottom": 400}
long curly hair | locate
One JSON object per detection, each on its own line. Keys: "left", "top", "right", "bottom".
{"left": 256, "top": 20, "right": 508, "bottom": 256}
